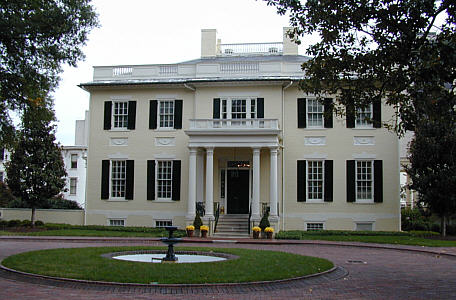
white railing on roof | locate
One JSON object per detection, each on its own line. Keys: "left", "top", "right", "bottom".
{"left": 112, "top": 67, "right": 133, "bottom": 77}
{"left": 220, "top": 62, "right": 259, "bottom": 73}
{"left": 189, "top": 119, "right": 279, "bottom": 130}
{"left": 159, "top": 65, "right": 178, "bottom": 75}
{"left": 219, "top": 42, "right": 283, "bottom": 56}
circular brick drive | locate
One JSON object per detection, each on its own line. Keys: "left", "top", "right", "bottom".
{"left": 0, "top": 238, "right": 455, "bottom": 299}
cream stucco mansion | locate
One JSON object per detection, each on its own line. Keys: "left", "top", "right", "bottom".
{"left": 80, "top": 28, "right": 400, "bottom": 234}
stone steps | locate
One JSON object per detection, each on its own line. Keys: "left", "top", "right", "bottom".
{"left": 213, "top": 214, "right": 250, "bottom": 238}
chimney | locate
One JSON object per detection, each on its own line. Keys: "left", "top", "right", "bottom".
{"left": 201, "top": 29, "right": 217, "bottom": 58}
{"left": 283, "top": 27, "right": 299, "bottom": 55}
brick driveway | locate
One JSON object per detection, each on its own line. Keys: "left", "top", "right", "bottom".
{"left": 0, "top": 238, "right": 455, "bottom": 299}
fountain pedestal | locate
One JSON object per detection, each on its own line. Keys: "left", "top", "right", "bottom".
{"left": 160, "top": 226, "right": 182, "bottom": 263}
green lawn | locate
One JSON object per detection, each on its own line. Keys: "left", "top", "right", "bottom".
{"left": 0, "top": 229, "right": 174, "bottom": 237}
{"left": 275, "top": 230, "right": 456, "bottom": 247}
{"left": 1, "top": 246, "right": 333, "bottom": 284}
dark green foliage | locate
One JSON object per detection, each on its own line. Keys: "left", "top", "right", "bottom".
{"left": 401, "top": 208, "right": 432, "bottom": 231}
{"left": 259, "top": 212, "right": 270, "bottom": 231}
{"left": 7, "top": 220, "right": 21, "bottom": 227}
{"left": 20, "top": 220, "right": 32, "bottom": 227}
{"left": 193, "top": 212, "right": 203, "bottom": 229}
{"left": 46, "top": 196, "right": 81, "bottom": 209}
{"left": 0, "top": 220, "right": 7, "bottom": 227}
{"left": 34, "top": 221, "right": 44, "bottom": 227}
{"left": 6, "top": 99, "right": 67, "bottom": 223}
{"left": 0, "top": 182, "right": 15, "bottom": 207}
{"left": 0, "top": 0, "right": 99, "bottom": 146}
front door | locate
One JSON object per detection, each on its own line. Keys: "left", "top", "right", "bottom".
{"left": 227, "top": 169, "right": 249, "bottom": 214}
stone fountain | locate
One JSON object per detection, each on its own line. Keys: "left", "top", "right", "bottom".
{"left": 160, "top": 226, "right": 181, "bottom": 263}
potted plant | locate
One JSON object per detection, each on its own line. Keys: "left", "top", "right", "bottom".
{"left": 193, "top": 212, "right": 203, "bottom": 235}
{"left": 200, "top": 225, "right": 209, "bottom": 238}
{"left": 259, "top": 212, "right": 270, "bottom": 238}
{"left": 252, "top": 226, "right": 261, "bottom": 239}
{"left": 265, "top": 227, "right": 274, "bottom": 239}
{"left": 186, "top": 225, "right": 195, "bottom": 237}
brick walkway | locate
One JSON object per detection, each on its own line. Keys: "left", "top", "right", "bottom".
{"left": 0, "top": 237, "right": 455, "bottom": 299}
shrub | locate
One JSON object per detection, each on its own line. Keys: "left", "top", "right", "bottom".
{"left": 20, "top": 220, "right": 32, "bottom": 227}
{"left": 193, "top": 212, "right": 203, "bottom": 230}
{"left": 409, "top": 230, "right": 440, "bottom": 237}
{"left": 0, "top": 220, "right": 7, "bottom": 227}
{"left": 34, "top": 220, "right": 44, "bottom": 227}
{"left": 431, "top": 223, "right": 441, "bottom": 234}
{"left": 447, "top": 224, "right": 456, "bottom": 236}
{"left": 259, "top": 212, "right": 270, "bottom": 231}
{"left": 7, "top": 219, "right": 21, "bottom": 227}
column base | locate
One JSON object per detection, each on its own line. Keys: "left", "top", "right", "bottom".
{"left": 185, "top": 214, "right": 196, "bottom": 223}
{"left": 251, "top": 214, "right": 261, "bottom": 222}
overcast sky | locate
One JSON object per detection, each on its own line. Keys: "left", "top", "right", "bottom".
{"left": 52, "top": 0, "right": 311, "bottom": 145}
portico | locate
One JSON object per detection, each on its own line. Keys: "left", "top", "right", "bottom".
{"left": 185, "top": 119, "right": 281, "bottom": 232}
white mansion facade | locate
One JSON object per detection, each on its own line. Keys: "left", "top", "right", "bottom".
{"left": 80, "top": 28, "right": 400, "bottom": 233}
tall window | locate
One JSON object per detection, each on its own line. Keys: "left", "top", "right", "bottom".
{"left": 69, "top": 178, "right": 77, "bottom": 195}
{"left": 307, "top": 161, "right": 323, "bottom": 201}
{"left": 231, "top": 99, "right": 247, "bottom": 119}
{"left": 157, "top": 160, "right": 173, "bottom": 199}
{"left": 113, "top": 101, "right": 128, "bottom": 128}
{"left": 70, "top": 154, "right": 78, "bottom": 169}
{"left": 356, "top": 161, "right": 373, "bottom": 201}
{"left": 111, "top": 160, "right": 126, "bottom": 198}
{"left": 307, "top": 99, "right": 324, "bottom": 128}
{"left": 159, "top": 100, "right": 174, "bottom": 128}
{"left": 356, "top": 104, "right": 373, "bottom": 127}
{"left": 221, "top": 98, "right": 256, "bottom": 119}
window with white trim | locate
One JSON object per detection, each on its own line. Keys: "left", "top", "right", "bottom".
{"left": 307, "top": 161, "right": 324, "bottom": 201}
{"left": 70, "top": 154, "right": 78, "bottom": 169}
{"left": 307, "top": 99, "right": 324, "bottom": 128}
{"left": 155, "top": 220, "right": 172, "bottom": 228}
{"left": 221, "top": 98, "right": 256, "bottom": 119}
{"left": 306, "top": 223, "right": 324, "bottom": 231}
{"left": 157, "top": 160, "right": 173, "bottom": 199}
{"left": 111, "top": 160, "right": 126, "bottom": 198}
{"left": 356, "top": 222, "right": 373, "bottom": 231}
{"left": 112, "top": 101, "right": 129, "bottom": 129}
{"left": 356, "top": 103, "right": 373, "bottom": 128}
{"left": 356, "top": 161, "right": 373, "bottom": 202}
{"left": 159, "top": 100, "right": 174, "bottom": 128}
{"left": 69, "top": 178, "right": 77, "bottom": 195}
{"left": 109, "top": 219, "right": 125, "bottom": 227}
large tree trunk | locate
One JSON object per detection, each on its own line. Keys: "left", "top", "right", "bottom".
{"left": 441, "top": 215, "right": 446, "bottom": 237}
{"left": 31, "top": 207, "right": 36, "bottom": 228}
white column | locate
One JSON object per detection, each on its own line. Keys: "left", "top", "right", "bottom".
{"left": 269, "top": 147, "right": 278, "bottom": 218}
{"left": 186, "top": 147, "right": 197, "bottom": 220}
{"left": 205, "top": 147, "right": 214, "bottom": 219}
{"left": 252, "top": 148, "right": 261, "bottom": 221}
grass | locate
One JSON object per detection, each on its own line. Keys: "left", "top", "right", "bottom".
{"left": 275, "top": 230, "right": 456, "bottom": 247}
{"left": 0, "top": 229, "right": 176, "bottom": 237}
{"left": 1, "top": 246, "right": 333, "bottom": 284}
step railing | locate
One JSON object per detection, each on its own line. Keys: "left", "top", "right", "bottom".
{"left": 214, "top": 203, "right": 220, "bottom": 233}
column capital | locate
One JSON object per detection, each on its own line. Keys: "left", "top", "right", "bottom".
{"left": 252, "top": 147, "right": 261, "bottom": 154}
{"left": 188, "top": 147, "right": 198, "bottom": 154}
{"left": 269, "top": 147, "right": 279, "bottom": 154}
{"left": 206, "top": 147, "right": 214, "bottom": 154}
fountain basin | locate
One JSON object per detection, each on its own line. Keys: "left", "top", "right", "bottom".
{"left": 113, "top": 253, "right": 227, "bottom": 263}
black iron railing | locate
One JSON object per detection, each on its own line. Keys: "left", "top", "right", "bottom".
{"left": 248, "top": 203, "right": 252, "bottom": 233}
{"left": 214, "top": 203, "right": 220, "bottom": 233}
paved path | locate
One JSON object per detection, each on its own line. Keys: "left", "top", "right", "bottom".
{"left": 0, "top": 237, "right": 455, "bottom": 299}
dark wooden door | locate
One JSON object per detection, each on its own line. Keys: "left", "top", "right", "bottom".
{"left": 227, "top": 170, "right": 249, "bottom": 214}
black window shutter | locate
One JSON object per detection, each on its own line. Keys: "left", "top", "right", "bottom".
{"left": 324, "top": 160, "right": 333, "bottom": 202}
{"left": 346, "top": 103, "right": 355, "bottom": 128}
{"left": 174, "top": 100, "right": 183, "bottom": 129}
{"left": 172, "top": 160, "right": 181, "bottom": 201}
{"left": 297, "top": 160, "right": 306, "bottom": 202}
{"left": 213, "top": 98, "right": 220, "bottom": 119}
{"left": 374, "top": 160, "right": 383, "bottom": 203}
{"left": 103, "top": 101, "right": 112, "bottom": 130}
{"left": 346, "top": 160, "right": 355, "bottom": 202}
{"left": 127, "top": 101, "right": 136, "bottom": 130}
{"left": 257, "top": 98, "right": 264, "bottom": 118}
{"left": 149, "top": 100, "right": 158, "bottom": 129}
{"left": 373, "top": 99, "right": 382, "bottom": 128}
{"left": 297, "top": 98, "right": 306, "bottom": 128}
{"left": 101, "top": 160, "right": 110, "bottom": 199}
{"left": 147, "top": 160, "right": 155, "bottom": 200}
{"left": 125, "top": 160, "right": 134, "bottom": 200}
{"left": 324, "top": 98, "right": 333, "bottom": 128}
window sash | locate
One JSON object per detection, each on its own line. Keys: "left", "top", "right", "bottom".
{"left": 155, "top": 220, "right": 173, "bottom": 228}
{"left": 356, "top": 104, "right": 373, "bottom": 127}
{"left": 356, "top": 161, "right": 373, "bottom": 201}
{"left": 158, "top": 100, "right": 174, "bottom": 128}
{"left": 307, "top": 99, "right": 324, "bottom": 128}
{"left": 70, "top": 154, "right": 78, "bottom": 169}
{"left": 307, "top": 161, "right": 324, "bottom": 201}
{"left": 69, "top": 178, "right": 77, "bottom": 195}
{"left": 111, "top": 160, "right": 126, "bottom": 198}
{"left": 109, "top": 219, "right": 125, "bottom": 226}
{"left": 220, "top": 98, "right": 257, "bottom": 120}
{"left": 306, "top": 223, "right": 324, "bottom": 231}
{"left": 112, "top": 101, "right": 129, "bottom": 128}
{"left": 157, "top": 160, "right": 173, "bottom": 199}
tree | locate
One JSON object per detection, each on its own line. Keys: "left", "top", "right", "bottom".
{"left": 0, "top": 0, "right": 98, "bottom": 146}
{"left": 0, "top": 181, "right": 16, "bottom": 207}
{"left": 6, "top": 97, "right": 67, "bottom": 225}
{"left": 264, "top": 0, "right": 456, "bottom": 232}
